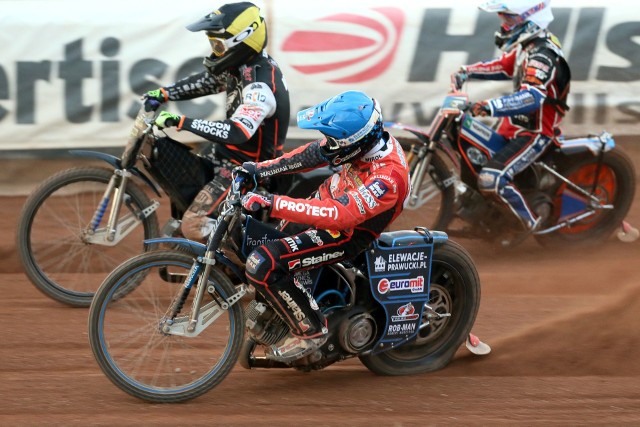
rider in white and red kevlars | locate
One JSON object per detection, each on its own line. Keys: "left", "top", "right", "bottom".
{"left": 452, "top": 0, "right": 570, "bottom": 233}
{"left": 237, "top": 91, "right": 410, "bottom": 362}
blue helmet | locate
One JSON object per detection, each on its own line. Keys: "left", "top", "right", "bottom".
{"left": 296, "top": 91, "right": 383, "bottom": 166}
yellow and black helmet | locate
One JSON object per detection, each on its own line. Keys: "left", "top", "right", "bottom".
{"left": 187, "top": 2, "right": 267, "bottom": 73}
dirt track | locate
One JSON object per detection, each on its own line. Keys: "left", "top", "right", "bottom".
{"left": 1, "top": 142, "right": 640, "bottom": 425}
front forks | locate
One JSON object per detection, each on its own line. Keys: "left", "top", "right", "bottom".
{"left": 407, "top": 143, "right": 438, "bottom": 209}
{"left": 82, "top": 169, "right": 159, "bottom": 246}
{"left": 159, "top": 255, "right": 247, "bottom": 338}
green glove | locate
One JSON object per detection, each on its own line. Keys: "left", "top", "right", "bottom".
{"left": 142, "top": 89, "right": 167, "bottom": 111}
{"left": 154, "top": 111, "right": 182, "bottom": 129}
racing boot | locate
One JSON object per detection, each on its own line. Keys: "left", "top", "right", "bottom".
{"left": 268, "top": 333, "right": 328, "bottom": 363}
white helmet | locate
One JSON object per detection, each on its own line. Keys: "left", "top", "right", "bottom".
{"left": 479, "top": 0, "right": 553, "bottom": 51}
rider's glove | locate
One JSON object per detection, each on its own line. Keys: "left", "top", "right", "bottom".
{"left": 155, "top": 111, "right": 183, "bottom": 129}
{"left": 233, "top": 162, "right": 259, "bottom": 183}
{"left": 450, "top": 67, "right": 468, "bottom": 91}
{"left": 242, "top": 192, "right": 272, "bottom": 212}
{"left": 141, "top": 88, "right": 168, "bottom": 112}
{"left": 470, "top": 101, "right": 491, "bottom": 117}
{"left": 241, "top": 162, "right": 259, "bottom": 178}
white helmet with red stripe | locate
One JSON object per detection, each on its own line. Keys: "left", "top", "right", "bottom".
{"left": 479, "top": 0, "right": 553, "bottom": 51}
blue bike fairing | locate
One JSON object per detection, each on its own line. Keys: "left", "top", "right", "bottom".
{"left": 460, "top": 116, "right": 507, "bottom": 156}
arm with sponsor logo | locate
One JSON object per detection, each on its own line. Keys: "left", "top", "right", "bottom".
{"left": 483, "top": 52, "right": 554, "bottom": 117}
{"left": 176, "top": 82, "right": 277, "bottom": 145}
{"left": 250, "top": 140, "right": 328, "bottom": 178}
{"left": 162, "top": 71, "right": 227, "bottom": 100}
{"left": 463, "top": 49, "right": 517, "bottom": 81}
{"left": 269, "top": 170, "right": 402, "bottom": 230}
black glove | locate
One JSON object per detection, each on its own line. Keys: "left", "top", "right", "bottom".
{"left": 233, "top": 162, "right": 259, "bottom": 181}
{"left": 141, "top": 89, "right": 167, "bottom": 112}
{"left": 470, "top": 101, "right": 490, "bottom": 117}
{"left": 241, "top": 162, "right": 258, "bottom": 178}
{"left": 232, "top": 163, "right": 254, "bottom": 182}
{"left": 450, "top": 67, "right": 468, "bottom": 91}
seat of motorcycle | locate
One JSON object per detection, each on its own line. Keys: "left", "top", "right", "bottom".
{"left": 376, "top": 228, "right": 448, "bottom": 248}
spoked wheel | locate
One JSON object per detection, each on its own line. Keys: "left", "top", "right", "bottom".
{"left": 390, "top": 153, "right": 455, "bottom": 232}
{"left": 15, "top": 167, "right": 160, "bottom": 306}
{"left": 535, "top": 148, "right": 636, "bottom": 247}
{"left": 359, "top": 239, "right": 480, "bottom": 375}
{"left": 88, "top": 251, "right": 244, "bottom": 403}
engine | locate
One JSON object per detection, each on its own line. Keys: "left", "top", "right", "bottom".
{"left": 337, "top": 312, "right": 377, "bottom": 354}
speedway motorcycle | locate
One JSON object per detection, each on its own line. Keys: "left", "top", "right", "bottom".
{"left": 16, "top": 105, "right": 330, "bottom": 307}
{"left": 87, "top": 170, "right": 481, "bottom": 403}
{"left": 387, "top": 89, "right": 637, "bottom": 247}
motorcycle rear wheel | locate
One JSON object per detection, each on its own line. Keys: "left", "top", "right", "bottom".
{"left": 359, "top": 239, "right": 480, "bottom": 375}
{"left": 535, "top": 147, "right": 636, "bottom": 247}
{"left": 88, "top": 251, "right": 244, "bottom": 403}
{"left": 15, "top": 167, "right": 160, "bottom": 307}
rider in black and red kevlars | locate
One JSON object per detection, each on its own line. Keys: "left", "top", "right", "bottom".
{"left": 451, "top": 0, "right": 570, "bottom": 235}
{"left": 142, "top": 2, "right": 289, "bottom": 241}
{"left": 236, "top": 90, "right": 410, "bottom": 362}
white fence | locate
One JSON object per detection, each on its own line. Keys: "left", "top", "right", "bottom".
{"left": 1, "top": 0, "right": 639, "bottom": 151}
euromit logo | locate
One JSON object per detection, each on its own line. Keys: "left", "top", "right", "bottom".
{"left": 281, "top": 7, "right": 404, "bottom": 83}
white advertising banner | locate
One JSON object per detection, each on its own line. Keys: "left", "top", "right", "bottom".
{"left": 1, "top": 0, "right": 639, "bottom": 151}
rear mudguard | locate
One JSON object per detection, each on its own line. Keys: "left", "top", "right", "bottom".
{"left": 556, "top": 132, "right": 615, "bottom": 156}
{"left": 377, "top": 227, "right": 449, "bottom": 247}
{"left": 70, "top": 149, "right": 162, "bottom": 197}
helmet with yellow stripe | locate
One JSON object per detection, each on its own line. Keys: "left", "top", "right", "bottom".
{"left": 187, "top": 2, "right": 267, "bottom": 74}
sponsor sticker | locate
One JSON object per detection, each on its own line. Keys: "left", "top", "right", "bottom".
{"left": 368, "top": 179, "right": 388, "bottom": 198}
{"left": 275, "top": 199, "right": 339, "bottom": 219}
{"left": 377, "top": 276, "right": 425, "bottom": 294}
{"left": 246, "top": 252, "right": 263, "bottom": 274}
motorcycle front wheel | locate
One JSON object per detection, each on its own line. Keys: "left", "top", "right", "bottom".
{"left": 15, "top": 167, "right": 160, "bottom": 307}
{"left": 88, "top": 251, "right": 245, "bottom": 403}
{"left": 359, "top": 239, "right": 480, "bottom": 375}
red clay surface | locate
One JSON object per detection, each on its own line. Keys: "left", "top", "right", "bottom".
{"left": 1, "top": 141, "right": 640, "bottom": 425}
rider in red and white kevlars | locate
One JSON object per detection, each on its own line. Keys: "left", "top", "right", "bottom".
{"left": 451, "top": 0, "right": 571, "bottom": 236}
{"left": 142, "top": 2, "right": 289, "bottom": 241}
{"left": 236, "top": 90, "right": 411, "bottom": 362}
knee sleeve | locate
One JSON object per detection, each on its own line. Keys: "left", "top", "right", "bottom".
{"left": 477, "top": 167, "right": 505, "bottom": 194}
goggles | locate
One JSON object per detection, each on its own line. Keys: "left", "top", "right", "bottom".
{"left": 206, "top": 22, "right": 257, "bottom": 57}
{"left": 324, "top": 136, "right": 343, "bottom": 151}
{"left": 496, "top": 1, "right": 546, "bottom": 30}
{"left": 497, "top": 12, "right": 522, "bottom": 29}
